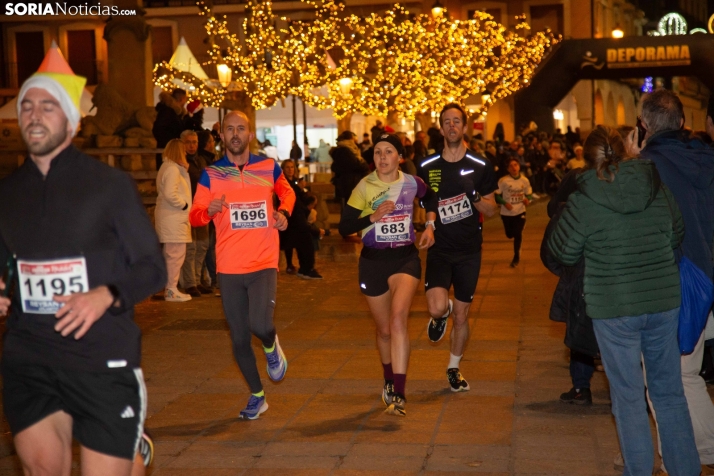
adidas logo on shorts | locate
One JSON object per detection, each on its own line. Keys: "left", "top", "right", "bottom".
{"left": 120, "top": 405, "right": 135, "bottom": 419}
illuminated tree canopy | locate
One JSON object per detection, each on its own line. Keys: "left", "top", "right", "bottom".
{"left": 153, "top": 0, "right": 559, "bottom": 119}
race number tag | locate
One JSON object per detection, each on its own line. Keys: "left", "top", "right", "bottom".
{"left": 375, "top": 215, "right": 411, "bottom": 243}
{"left": 230, "top": 201, "right": 268, "bottom": 229}
{"left": 438, "top": 193, "right": 473, "bottom": 224}
{"left": 17, "top": 257, "right": 89, "bottom": 314}
{"left": 510, "top": 193, "right": 524, "bottom": 204}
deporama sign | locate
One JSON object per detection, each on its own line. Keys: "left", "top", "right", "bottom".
{"left": 606, "top": 45, "right": 691, "bottom": 68}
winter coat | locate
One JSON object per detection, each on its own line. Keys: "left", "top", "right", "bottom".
{"left": 315, "top": 142, "right": 332, "bottom": 163}
{"left": 640, "top": 130, "right": 714, "bottom": 280}
{"left": 330, "top": 142, "right": 369, "bottom": 200}
{"left": 541, "top": 169, "right": 598, "bottom": 356}
{"left": 548, "top": 160, "right": 685, "bottom": 319}
{"left": 152, "top": 92, "right": 186, "bottom": 148}
{"left": 155, "top": 160, "right": 192, "bottom": 243}
{"left": 185, "top": 153, "right": 208, "bottom": 197}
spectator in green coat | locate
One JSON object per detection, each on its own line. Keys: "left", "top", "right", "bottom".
{"left": 547, "top": 125, "right": 699, "bottom": 476}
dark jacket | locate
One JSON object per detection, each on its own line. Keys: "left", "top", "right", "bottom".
{"left": 640, "top": 130, "right": 714, "bottom": 280}
{"left": 548, "top": 160, "right": 684, "bottom": 319}
{"left": 0, "top": 146, "right": 166, "bottom": 371}
{"left": 152, "top": 92, "right": 185, "bottom": 148}
{"left": 330, "top": 145, "right": 369, "bottom": 200}
{"left": 290, "top": 145, "right": 302, "bottom": 161}
{"left": 541, "top": 169, "right": 598, "bottom": 356}
{"left": 186, "top": 153, "right": 208, "bottom": 197}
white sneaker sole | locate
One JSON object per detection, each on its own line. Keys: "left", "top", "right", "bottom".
{"left": 240, "top": 401, "right": 269, "bottom": 420}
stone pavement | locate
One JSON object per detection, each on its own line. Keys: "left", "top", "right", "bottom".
{"left": 1, "top": 200, "right": 711, "bottom": 475}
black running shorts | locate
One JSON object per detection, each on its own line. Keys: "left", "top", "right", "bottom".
{"left": 358, "top": 253, "right": 422, "bottom": 297}
{"left": 425, "top": 250, "right": 482, "bottom": 302}
{"left": 2, "top": 363, "right": 147, "bottom": 460}
{"left": 501, "top": 213, "right": 526, "bottom": 239}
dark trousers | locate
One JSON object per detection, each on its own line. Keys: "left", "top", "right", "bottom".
{"left": 570, "top": 350, "right": 595, "bottom": 389}
{"left": 284, "top": 229, "right": 315, "bottom": 273}
{"left": 219, "top": 270, "right": 277, "bottom": 394}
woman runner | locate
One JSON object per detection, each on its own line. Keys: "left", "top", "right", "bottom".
{"left": 339, "top": 133, "right": 438, "bottom": 416}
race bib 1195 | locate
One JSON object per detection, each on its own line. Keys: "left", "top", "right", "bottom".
{"left": 17, "top": 257, "right": 89, "bottom": 314}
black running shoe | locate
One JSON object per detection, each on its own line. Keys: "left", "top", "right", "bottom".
{"left": 427, "top": 299, "right": 452, "bottom": 342}
{"left": 447, "top": 368, "right": 470, "bottom": 392}
{"left": 138, "top": 430, "right": 154, "bottom": 467}
{"left": 559, "top": 387, "right": 592, "bottom": 405}
{"left": 385, "top": 393, "right": 406, "bottom": 416}
{"left": 510, "top": 258, "right": 519, "bottom": 268}
{"left": 297, "top": 269, "right": 323, "bottom": 280}
{"left": 382, "top": 380, "right": 394, "bottom": 407}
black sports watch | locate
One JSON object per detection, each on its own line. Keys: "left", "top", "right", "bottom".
{"left": 473, "top": 191, "right": 482, "bottom": 203}
{"left": 278, "top": 209, "right": 290, "bottom": 220}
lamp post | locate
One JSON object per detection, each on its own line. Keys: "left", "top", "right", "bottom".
{"left": 431, "top": 0, "right": 444, "bottom": 18}
{"left": 611, "top": 25, "right": 624, "bottom": 38}
{"left": 217, "top": 64, "right": 232, "bottom": 88}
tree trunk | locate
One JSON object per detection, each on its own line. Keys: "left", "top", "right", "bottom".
{"left": 337, "top": 113, "right": 353, "bottom": 135}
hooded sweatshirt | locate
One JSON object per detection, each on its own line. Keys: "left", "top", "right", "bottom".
{"left": 548, "top": 160, "right": 684, "bottom": 319}
{"left": 640, "top": 130, "right": 714, "bottom": 280}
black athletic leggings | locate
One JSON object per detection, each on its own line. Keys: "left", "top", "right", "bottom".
{"left": 501, "top": 213, "right": 526, "bottom": 258}
{"left": 219, "top": 270, "right": 277, "bottom": 394}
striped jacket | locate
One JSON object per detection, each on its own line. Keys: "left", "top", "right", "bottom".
{"left": 190, "top": 154, "right": 295, "bottom": 274}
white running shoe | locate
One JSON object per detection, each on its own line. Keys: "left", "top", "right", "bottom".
{"left": 165, "top": 288, "right": 192, "bottom": 302}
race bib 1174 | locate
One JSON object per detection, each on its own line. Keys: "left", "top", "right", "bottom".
{"left": 17, "top": 257, "right": 89, "bottom": 314}
{"left": 438, "top": 193, "right": 473, "bottom": 224}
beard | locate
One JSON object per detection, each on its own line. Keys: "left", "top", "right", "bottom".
{"left": 22, "top": 121, "right": 69, "bottom": 157}
{"left": 226, "top": 138, "right": 248, "bottom": 155}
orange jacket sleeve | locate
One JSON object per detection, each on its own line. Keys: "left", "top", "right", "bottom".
{"left": 273, "top": 166, "right": 296, "bottom": 215}
{"left": 189, "top": 171, "right": 213, "bottom": 227}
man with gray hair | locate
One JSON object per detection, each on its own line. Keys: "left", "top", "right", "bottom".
{"left": 639, "top": 88, "right": 714, "bottom": 473}
{"left": 179, "top": 129, "right": 211, "bottom": 297}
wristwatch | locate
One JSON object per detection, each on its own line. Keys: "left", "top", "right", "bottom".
{"left": 473, "top": 191, "right": 482, "bottom": 203}
{"left": 425, "top": 220, "right": 436, "bottom": 230}
{"left": 278, "top": 209, "right": 290, "bottom": 219}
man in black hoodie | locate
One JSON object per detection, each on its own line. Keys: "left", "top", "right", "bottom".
{"left": 0, "top": 53, "right": 165, "bottom": 474}
{"left": 640, "top": 89, "right": 714, "bottom": 472}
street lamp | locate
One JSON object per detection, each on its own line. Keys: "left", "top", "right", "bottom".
{"left": 431, "top": 0, "right": 444, "bottom": 17}
{"left": 217, "top": 64, "right": 232, "bottom": 87}
{"left": 611, "top": 25, "right": 624, "bottom": 38}
{"left": 339, "top": 77, "right": 353, "bottom": 95}
{"left": 481, "top": 90, "right": 491, "bottom": 105}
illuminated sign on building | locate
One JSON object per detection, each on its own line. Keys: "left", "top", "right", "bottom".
{"left": 606, "top": 45, "right": 691, "bottom": 68}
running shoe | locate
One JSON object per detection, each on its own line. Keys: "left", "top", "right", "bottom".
{"left": 447, "top": 368, "right": 470, "bottom": 392}
{"left": 384, "top": 394, "right": 406, "bottom": 416}
{"left": 138, "top": 430, "right": 154, "bottom": 467}
{"left": 427, "top": 299, "right": 452, "bottom": 342}
{"left": 297, "top": 269, "right": 323, "bottom": 280}
{"left": 165, "top": 288, "right": 191, "bottom": 302}
{"left": 239, "top": 394, "right": 268, "bottom": 420}
{"left": 265, "top": 336, "right": 287, "bottom": 381}
{"left": 286, "top": 265, "right": 297, "bottom": 275}
{"left": 382, "top": 380, "right": 395, "bottom": 407}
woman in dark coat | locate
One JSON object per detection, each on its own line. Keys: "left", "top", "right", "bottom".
{"left": 540, "top": 168, "right": 598, "bottom": 405}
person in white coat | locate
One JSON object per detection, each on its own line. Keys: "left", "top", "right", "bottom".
{"left": 155, "top": 138, "right": 193, "bottom": 302}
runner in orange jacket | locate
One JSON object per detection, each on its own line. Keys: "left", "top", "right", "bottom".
{"left": 190, "top": 111, "right": 295, "bottom": 419}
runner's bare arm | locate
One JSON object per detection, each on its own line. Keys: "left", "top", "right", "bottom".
{"left": 0, "top": 279, "right": 9, "bottom": 317}
{"left": 475, "top": 193, "right": 498, "bottom": 217}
